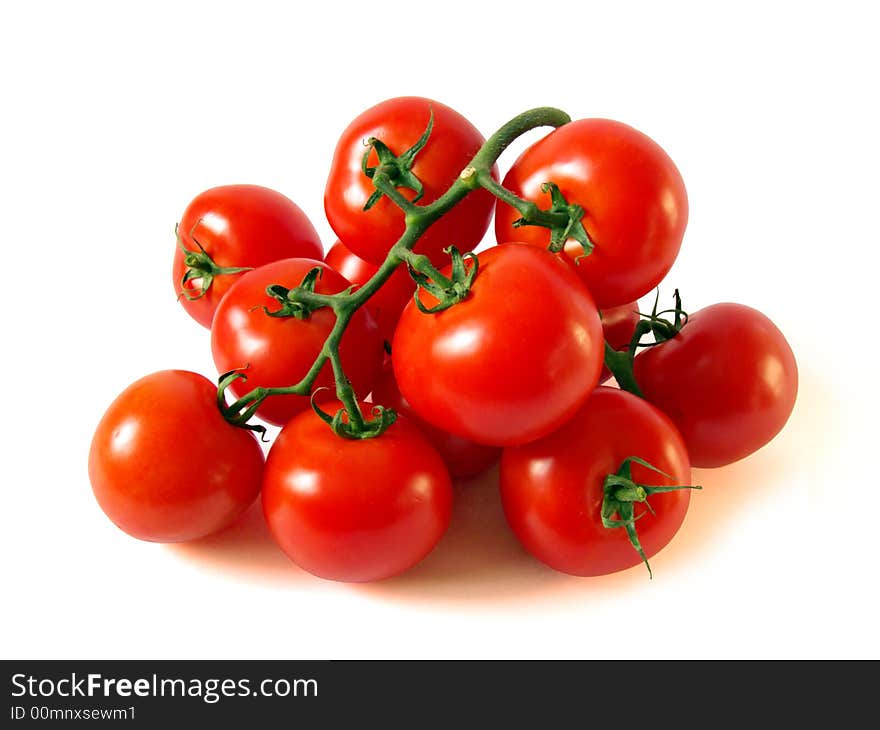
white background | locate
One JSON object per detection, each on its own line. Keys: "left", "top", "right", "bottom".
{"left": 1, "top": 1, "right": 877, "bottom": 659}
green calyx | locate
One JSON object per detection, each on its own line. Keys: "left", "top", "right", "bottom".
{"left": 637, "top": 288, "right": 688, "bottom": 347}
{"left": 405, "top": 246, "right": 478, "bottom": 314}
{"left": 514, "top": 182, "right": 595, "bottom": 258}
{"left": 260, "top": 266, "right": 321, "bottom": 319}
{"left": 603, "top": 289, "right": 690, "bottom": 397}
{"left": 260, "top": 267, "right": 351, "bottom": 319}
{"left": 361, "top": 111, "right": 434, "bottom": 211}
{"left": 176, "top": 223, "right": 252, "bottom": 300}
{"left": 601, "top": 456, "right": 701, "bottom": 578}
{"left": 312, "top": 396, "right": 397, "bottom": 440}
{"left": 217, "top": 370, "right": 268, "bottom": 440}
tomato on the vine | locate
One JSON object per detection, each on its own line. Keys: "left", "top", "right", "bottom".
{"left": 392, "top": 244, "right": 604, "bottom": 447}
{"left": 173, "top": 184, "right": 323, "bottom": 328}
{"left": 633, "top": 303, "right": 798, "bottom": 468}
{"left": 500, "top": 387, "right": 693, "bottom": 577}
{"left": 262, "top": 403, "right": 453, "bottom": 582}
{"left": 88, "top": 370, "right": 264, "bottom": 542}
{"left": 325, "top": 96, "right": 498, "bottom": 266}
{"left": 211, "top": 258, "right": 383, "bottom": 427}
{"left": 324, "top": 240, "right": 415, "bottom": 344}
{"left": 495, "top": 119, "right": 688, "bottom": 309}
{"left": 370, "top": 365, "right": 500, "bottom": 479}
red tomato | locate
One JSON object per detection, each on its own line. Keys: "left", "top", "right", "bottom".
{"left": 262, "top": 404, "right": 453, "bottom": 582}
{"left": 633, "top": 303, "right": 798, "bottom": 468}
{"left": 602, "top": 301, "right": 641, "bottom": 350}
{"left": 500, "top": 387, "right": 692, "bottom": 577}
{"left": 211, "top": 258, "right": 383, "bottom": 427}
{"left": 600, "top": 301, "right": 640, "bottom": 382}
{"left": 371, "top": 365, "right": 500, "bottom": 478}
{"left": 88, "top": 370, "right": 264, "bottom": 542}
{"left": 173, "top": 184, "right": 323, "bottom": 329}
{"left": 324, "top": 240, "right": 415, "bottom": 343}
{"left": 392, "top": 244, "right": 604, "bottom": 447}
{"left": 324, "top": 96, "right": 497, "bottom": 266}
{"left": 495, "top": 119, "right": 688, "bottom": 308}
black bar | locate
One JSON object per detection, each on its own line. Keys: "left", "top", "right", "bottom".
{"left": 2, "top": 660, "right": 871, "bottom": 726}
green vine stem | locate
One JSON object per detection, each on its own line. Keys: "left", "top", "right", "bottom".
{"left": 604, "top": 342, "right": 645, "bottom": 397}
{"left": 220, "top": 107, "right": 581, "bottom": 437}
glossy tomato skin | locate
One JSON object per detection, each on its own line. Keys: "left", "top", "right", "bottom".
{"left": 325, "top": 96, "right": 497, "bottom": 266}
{"left": 262, "top": 405, "right": 453, "bottom": 582}
{"left": 88, "top": 370, "right": 264, "bottom": 542}
{"left": 602, "top": 301, "right": 640, "bottom": 350}
{"left": 495, "top": 119, "right": 688, "bottom": 309}
{"left": 173, "top": 185, "right": 323, "bottom": 329}
{"left": 371, "top": 365, "right": 500, "bottom": 479}
{"left": 633, "top": 303, "right": 797, "bottom": 468}
{"left": 600, "top": 301, "right": 640, "bottom": 382}
{"left": 392, "top": 244, "right": 604, "bottom": 447}
{"left": 211, "top": 258, "right": 383, "bottom": 427}
{"left": 324, "top": 240, "right": 415, "bottom": 344}
{"left": 500, "top": 387, "right": 691, "bottom": 577}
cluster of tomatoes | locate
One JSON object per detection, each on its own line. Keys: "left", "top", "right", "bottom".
{"left": 88, "top": 97, "right": 798, "bottom": 582}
